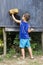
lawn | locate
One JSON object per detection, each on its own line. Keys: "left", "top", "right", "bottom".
{"left": 0, "top": 55, "right": 43, "bottom": 65}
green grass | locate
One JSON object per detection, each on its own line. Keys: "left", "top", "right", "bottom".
{"left": 0, "top": 48, "right": 43, "bottom": 65}
{"left": 0, "top": 57, "right": 3, "bottom": 62}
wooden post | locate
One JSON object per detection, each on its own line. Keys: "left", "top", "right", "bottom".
{"left": 3, "top": 28, "right": 6, "bottom": 56}
{"left": 42, "top": 32, "right": 43, "bottom": 50}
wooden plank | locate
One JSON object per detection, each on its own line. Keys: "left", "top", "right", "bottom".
{"left": 5, "top": 28, "right": 19, "bottom": 32}
{"left": 0, "top": 0, "right": 43, "bottom": 32}
{"left": 42, "top": 32, "right": 43, "bottom": 50}
{"left": 5, "top": 27, "right": 43, "bottom": 32}
{"left": 3, "top": 28, "right": 6, "bottom": 55}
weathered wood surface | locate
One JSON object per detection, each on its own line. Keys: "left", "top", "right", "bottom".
{"left": 3, "top": 28, "right": 7, "bottom": 55}
{"left": 0, "top": 0, "right": 43, "bottom": 31}
{"left": 42, "top": 32, "right": 43, "bottom": 50}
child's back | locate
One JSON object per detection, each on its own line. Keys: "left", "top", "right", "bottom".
{"left": 20, "top": 20, "right": 30, "bottom": 39}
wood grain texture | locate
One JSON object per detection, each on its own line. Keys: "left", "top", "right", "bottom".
{"left": 0, "top": 0, "right": 43, "bottom": 31}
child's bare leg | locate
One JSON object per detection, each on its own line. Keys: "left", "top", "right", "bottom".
{"left": 21, "top": 48, "right": 25, "bottom": 59}
{"left": 28, "top": 47, "right": 33, "bottom": 58}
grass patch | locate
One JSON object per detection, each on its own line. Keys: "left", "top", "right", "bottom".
{"left": 0, "top": 57, "right": 3, "bottom": 62}
{"left": 33, "top": 50, "right": 43, "bottom": 56}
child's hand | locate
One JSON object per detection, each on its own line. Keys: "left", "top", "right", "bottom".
{"left": 28, "top": 28, "right": 34, "bottom": 32}
{"left": 31, "top": 28, "right": 34, "bottom": 31}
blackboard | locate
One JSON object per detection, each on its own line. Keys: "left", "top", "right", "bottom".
{"left": 0, "top": 0, "right": 43, "bottom": 31}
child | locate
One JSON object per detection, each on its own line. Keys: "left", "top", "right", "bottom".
{"left": 12, "top": 13, "right": 34, "bottom": 59}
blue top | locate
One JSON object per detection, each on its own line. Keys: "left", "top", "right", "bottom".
{"left": 19, "top": 20, "right": 30, "bottom": 39}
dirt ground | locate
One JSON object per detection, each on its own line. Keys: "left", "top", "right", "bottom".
{"left": 0, "top": 56, "right": 43, "bottom": 65}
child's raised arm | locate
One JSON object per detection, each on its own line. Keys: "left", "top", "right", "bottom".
{"left": 12, "top": 14, "right": 21, "bottom": 24}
